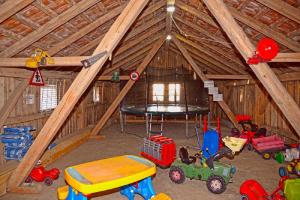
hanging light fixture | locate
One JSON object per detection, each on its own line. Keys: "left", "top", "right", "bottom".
{"left": 167, "top": 0, "right": 175, "bottom": 13}
{"left": 166, "top": 34, "right": 172, "bottom": 40}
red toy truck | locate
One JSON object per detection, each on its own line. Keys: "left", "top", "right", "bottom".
{"left": 25, "top": 166, "right": 60, "bottom": 186}
{"left": 141, "top": 135, "right": 176, "bottom": 168}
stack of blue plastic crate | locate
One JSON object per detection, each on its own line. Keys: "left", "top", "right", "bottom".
{"left": 0, "top": 126, "right": 33, "bottom": 161}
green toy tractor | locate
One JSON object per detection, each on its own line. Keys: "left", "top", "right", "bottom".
{"left": 169, "top": 147, "right": 236, "bottom": 194}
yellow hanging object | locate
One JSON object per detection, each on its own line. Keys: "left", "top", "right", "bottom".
{"left": 25, "top": 49, "right": 54, "bottom": 68}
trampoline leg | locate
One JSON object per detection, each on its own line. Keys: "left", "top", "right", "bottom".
{"left": 185, "top": 114, "right": 188, "bottom": 137}
{"left": 145, "top": 113, "right": 149, "bottom": 137}
{"left": 120, "top": 111, "right": 124, "bottom": 134}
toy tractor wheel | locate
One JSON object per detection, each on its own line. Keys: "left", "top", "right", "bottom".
{"left": 169, "top": 166, "right": 185, "bottom": 184}
{"left": 40, "top": 57, "right": 46, "bottom": 65}
{"left": 206, "top": 175, "right": 226, "bottom": 194}
{"left": 44, "top": 177, "right": 53, "bottom": 186}
{"left": 240, "top": 195, "right": 249, "bottom": 200}
{"left": 25, "top": 176, "right": 33, "bottom": 184}
{"left": 279, "top": 167, "right": 288, "bottom": 177}
{"left": 247, "top": 144, "right": 253, "bottom": 151}
{"left": 262, "top": 153, "right": 271, "bottom": 160}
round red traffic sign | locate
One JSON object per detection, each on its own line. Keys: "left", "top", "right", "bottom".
{"left": 257, "top": 38, "right": 279, "bottom": 60}
{"left": 130, "top": 71, "right": 139, "bottom": 81}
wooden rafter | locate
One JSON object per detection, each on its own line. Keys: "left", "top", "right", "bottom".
{"left": 172, "top": 36, "right": 241, "bottom": 130}
{"left": 175, "top": 34, "right": 247, "bottom": 74}
{"left": 91, "top": 37, "right": 165, "bottom": 136}
{"left": 256, "top": 0, "right": 300, "bottom": 24}
{"left": 0, "top": 0, "right": 34, "bottom": 24}
{"left": 0, "top": 0, "right": 100, "bottom": 57}
{"left": 7, "top": 0, "right": 150, "bottom": 191}
{"left": 272, "top": 53, "right": 300, "bottom": 62}
{"left": 227, "top": 6, "right": 300, "bottom": 52}
{"left": 202, "top": 0, "right": 300, "bottom": 136}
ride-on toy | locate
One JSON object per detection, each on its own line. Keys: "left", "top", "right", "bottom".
{"left": 279, "top": 159, "right": 300, "bottom": 177}
{"left": 240, "top": 176, "right": 300, "bottom": 200}
{"left": 169, "top": 147, "right": 236, "bottom": 194}
{"left": 231, "top": 115, "right": 266, "bottom": 151}
{"left": 25, "top": 166, "right": 60, "bottom": 186}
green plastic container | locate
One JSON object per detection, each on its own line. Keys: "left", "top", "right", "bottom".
{"left": 284, "top": 178, "right": 300, "bottom": 200}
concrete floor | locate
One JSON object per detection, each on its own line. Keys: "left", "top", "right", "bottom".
{"left": 1, "top": 123, "right": 283, "bottom": 200}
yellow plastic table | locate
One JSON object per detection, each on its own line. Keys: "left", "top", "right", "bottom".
{"left": 58, "top": 155, "right": 170, "bottom": 200}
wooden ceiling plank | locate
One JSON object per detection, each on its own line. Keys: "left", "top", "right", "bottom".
{"left": 228, "top": 6, "right": 300, "bottom": 52}
{"left": 203, "top": 0, "right": 300, "bottom": 136}
{"left": 0, "top": 0, "right": 34, "bottom": 24}
{"left": 72, "top": 8, "right": 165, "bottom": 56}
{"left": 7, "top": 0, "right": 150, "bottom": 191}
{"left": 173, "top": 36, "right": 241, "bottom": 130}
{"left": 175, "top": 34, "right": 247, "bottom": 74}
{"left": 0, "top": 0, "right": 101, "bottom": 57}
{"left": 90, "top": 37, "right": 165, "bottom": 136}
{"left": 48, "top": 5, "right": 125, "bottom": 55}
{"left": 256, "top": 0, "right": 300, "bottom": 24}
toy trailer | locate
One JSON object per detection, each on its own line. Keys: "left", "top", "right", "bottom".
{"left": 252, "top": 135, "right": 285, "bottom": 160}
{"left": 140, "top": 135, "right": 176, "bottom": 168}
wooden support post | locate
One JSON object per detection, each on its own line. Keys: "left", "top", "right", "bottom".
{"left": 7, "top": 0, "right": 150, "bottom": 191}
{"left": 0, "top": 80, "right": 27, "bottom": 128}
{"left": 202, "top": 0, "right": 300, "bottom": 136}
{"left": 172, "top": 37, "right": 241, "bottom": 130}
{"left": 90, "top": 37, "right": 165, "bottom": 136}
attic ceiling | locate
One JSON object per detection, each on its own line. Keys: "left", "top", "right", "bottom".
{"left": 0, "top": 0, "right": 299, "bottom": 75}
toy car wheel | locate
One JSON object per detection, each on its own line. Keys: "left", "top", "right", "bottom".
{"left": 169, "top": 166, "right": 185, "bottom": 184}
{"left": 206, "top": 175, "right": 226, "bottom": 194}
{"left": 25, "top": 176, "right": 33, "bottom": 183}
{"left": 44, "top": 177, "right": 53, "bottom": 186}
{"left": 247, "top": 144, "right": 253, "bottom": 151}
{"left": 279, "top": 167, "right": 288, "bottom": 177}
{"left": 262, "top": 153, "right": 271, "bottom": 160}
{"left": 241, "top": 195, "right": 249, "bottom": 200}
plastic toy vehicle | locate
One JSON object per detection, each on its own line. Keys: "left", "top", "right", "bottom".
{"left": 251, "top": 135, "right": 285, "bottom": 160}
{"left": 141, "top": 135, "right": 176, "bottom": 168}
{"left": 240, "top": 176, "right": 300, "bottom": 200}
{"left": 169, "top": 147, "right": 236, "bottom": 194}
{"left": 25, "top": 49, "right": 54, "bottom": 68}
{"left": 25, "top": 166, "right": 60, "bottom": 186}
{"left": 231, "top": 115, "right": 266, "bottom": 151}
{"left": 279, "top": 159, "right": 300, "bottom": 177}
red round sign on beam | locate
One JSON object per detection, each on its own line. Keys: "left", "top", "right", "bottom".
{"left": 130, "top": 71, "right": 139, "bottom": 81}
{"left": 247, "top": 38, "right": 279, "bottom": 64}
{"left": 257, "top": 38, "right": 279, "bottom": 60}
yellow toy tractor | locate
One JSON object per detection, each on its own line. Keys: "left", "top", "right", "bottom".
{"left": 26, "top": 49, "right": 54, "bottom": 68}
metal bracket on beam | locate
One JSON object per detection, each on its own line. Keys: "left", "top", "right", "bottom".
{"left": 81, "top": 51, "right": 108, "bottom": 68}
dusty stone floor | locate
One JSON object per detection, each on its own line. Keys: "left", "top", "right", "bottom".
{"left": 1, "top": 123, "right": 283, "bottom": 200}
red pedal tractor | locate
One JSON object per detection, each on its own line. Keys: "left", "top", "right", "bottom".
{"left": 25, "top": 166, "right": 60, "bottom": 186}
{"left": 231, "top": 115, "right": 266, "bottom": 151}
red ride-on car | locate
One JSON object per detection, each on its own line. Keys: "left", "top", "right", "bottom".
{"left": 25, "top": 166, "right": 60, "bottom": 186}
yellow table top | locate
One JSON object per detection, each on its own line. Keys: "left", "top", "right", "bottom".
{"left": 64, "top": 155, "right": 156, "bottom": 195}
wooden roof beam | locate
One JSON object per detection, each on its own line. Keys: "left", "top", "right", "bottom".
{"left": 256, "top": 0, "right": 300, "bottom": 24}
{"left": 172, "top": 36, "right": 241, "bottom": 130}
{"left": 91, "top": 37, "right": 165, "bottom": 136}
{"left": 228, "top": 6, "right": 300, "bottom": 52}
{"left": 8, "top": 0, "right": 150, "bottom": 191}
{"left": 272, "top": 53, "right": 300, "bottom": 62}
{"left": 0, "top": 0, "right": 34, "bottom": 24}
{"left": 175, "top": 34, "right": 247, "bottom": 74}
{"left": 72, "top": 12, "right": 166, "bottom": 56}
{"left": 203, "top": 0, "right": 300, "bottom": 136}
{"left": 0, "top": 0, "right": 101, "bottom": 57}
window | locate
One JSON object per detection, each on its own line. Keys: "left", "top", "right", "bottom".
{"left": 40, "top": 85, "right": 57, "bottom": 111}
{"left": 153, "top": 84, "right": 164, "bottom": 101}
{"left": 169, "top": 83, "right": 180, "bottom": 102}
{"left": 93, "top": 86, "right": 100, "bottom": 102}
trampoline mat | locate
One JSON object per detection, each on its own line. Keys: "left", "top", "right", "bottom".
{"left": 121, "top": 104, "right": 209, "bottom": 116}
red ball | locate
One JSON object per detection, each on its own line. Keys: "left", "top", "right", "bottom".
{"left": 257, "top": 38, "right": 279, "bottom": 60}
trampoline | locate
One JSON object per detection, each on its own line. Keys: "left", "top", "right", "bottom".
{"left": 121, "top": 104, "right": 209, "bottom": 116}
{"left": 119, "top": 66, "right": 210, "bottom": 137}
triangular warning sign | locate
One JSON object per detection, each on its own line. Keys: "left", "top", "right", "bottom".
{"left": 29, "top": 68, "right": 44, "bottom": 86}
